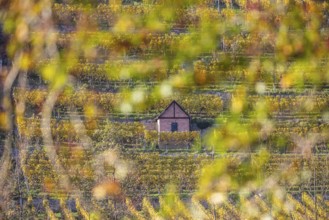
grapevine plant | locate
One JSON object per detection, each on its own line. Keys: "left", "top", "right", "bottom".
{"left": 1, "top": 0, "right": 329, "bottom": 219}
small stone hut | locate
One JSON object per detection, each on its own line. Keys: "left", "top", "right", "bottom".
{"left": 156, "top": 100, "right": 190, "bottom": 132}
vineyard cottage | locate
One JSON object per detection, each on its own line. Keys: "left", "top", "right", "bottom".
{"left": 156, "top": 101, "right": 190, "bottom": 132}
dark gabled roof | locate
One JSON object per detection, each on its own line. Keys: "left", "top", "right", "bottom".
{"left": 156, "top": 100, "right": 190, "bottom": 119}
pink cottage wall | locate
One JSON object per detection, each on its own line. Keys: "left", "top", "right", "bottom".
{"left": 157, "top": 118, "right": 190, "bottom": 132}
{"left": 159, "top": 104, "right": 174, "bottom": 117}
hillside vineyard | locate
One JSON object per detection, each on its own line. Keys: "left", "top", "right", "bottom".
{"left": 1, "top": 0, "right": 329, "bottom": 219}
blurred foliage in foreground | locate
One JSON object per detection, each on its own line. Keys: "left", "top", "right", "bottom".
{"left": 1, "top": 0, "right": 329, "bottom": 219}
